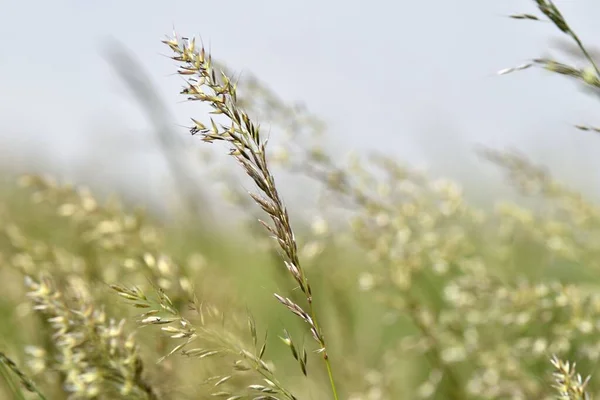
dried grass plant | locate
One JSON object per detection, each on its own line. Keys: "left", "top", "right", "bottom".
{"left": 159, "top": 33, "right": 339, "bottom": 399}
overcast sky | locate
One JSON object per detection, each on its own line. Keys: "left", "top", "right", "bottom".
{"left": 2, "top": 0, "right": 600, "bottom": 211}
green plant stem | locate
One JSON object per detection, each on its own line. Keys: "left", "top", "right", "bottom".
{"left": 0, "top": 362, "right": 25, "bottom": 400}
{"left": 307, "top": 302, "right": 339, "bottom": 400}
{"left": 571, "top": 33, "right": 600, "bottom": 77}
{"left": 324, "top": 357, "right": 339, "bottom": 400}
{"left": 0, "top": 352, "right": 46, "bottom": 400}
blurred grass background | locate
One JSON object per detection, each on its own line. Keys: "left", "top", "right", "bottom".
{"left": 3, "top": 2, "right": 600, "bottom": 398}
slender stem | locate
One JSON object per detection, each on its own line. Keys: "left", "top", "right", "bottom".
{"left": 0, "top": 362, "right": 24, "bottom": 400}
{"left": 306, "top": 302, "right": 339, "bottom": 400}
{"left": 0, "top": 353, "right": 46, "bottom": 400}
{"left": 571, "top": 33, "right": 600, "bottom": 77}
{"left": 324, "top": 357, "right": 339, "bottom": 400}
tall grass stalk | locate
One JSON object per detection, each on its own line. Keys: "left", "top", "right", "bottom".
{"left": 162, "top": 33, "right": 340, "bottom": 399}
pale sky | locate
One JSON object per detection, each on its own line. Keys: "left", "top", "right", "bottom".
{"left": 2, "top": 0, "right": 600, "bottom": 212}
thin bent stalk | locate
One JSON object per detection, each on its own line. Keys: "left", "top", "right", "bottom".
{"left": 162, "top": 33, "right": 340, "bottom": 399}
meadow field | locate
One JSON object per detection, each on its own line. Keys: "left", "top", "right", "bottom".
{"left": 1, "top": 1, "right": 600, "bottom": 399}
